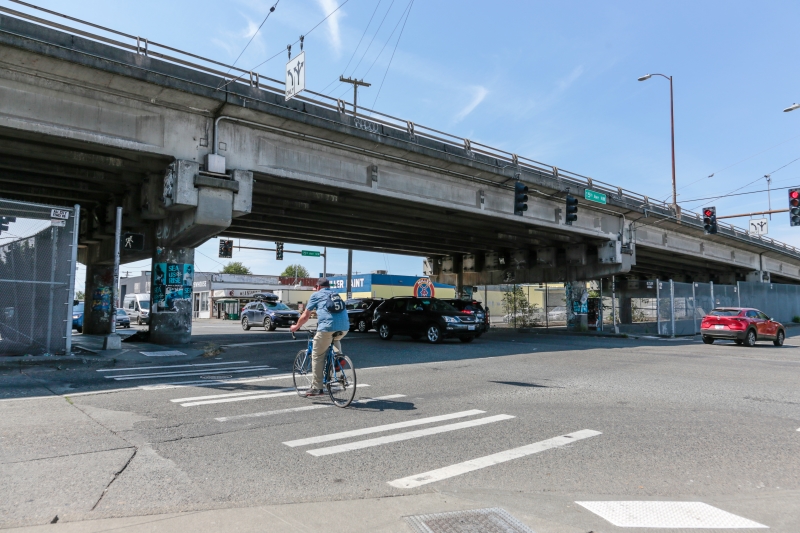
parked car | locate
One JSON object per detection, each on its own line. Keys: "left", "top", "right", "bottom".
{"left": 700, "top": 307, "right": 785, "bottom": 347}
{"left": 241, "top": 293, "right": 300, "bottom": 331}
{"left": 372, "top": 296, "right": 479, "bottom": 343}
{"left": 441, "top": 299, "right": 489, "bottom": 336}
{"left": 115, "top": 308, "right": 131, "bottom": 328}
{"left": 346, "top": 298, "right": 384, "bottom": 332}
{"left": 72, "top": 302, "right": 84, "bottom": 333}
{"left": 123, "top": 293, "right": 150, "bottom": 325}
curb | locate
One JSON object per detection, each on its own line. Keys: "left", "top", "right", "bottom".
{"left": 0, "top": 355, "right": 118, "bottom": 370}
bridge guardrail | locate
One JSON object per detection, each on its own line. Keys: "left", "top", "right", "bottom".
{"left": 1, "top": 0, "right": 798, "bottom": 257}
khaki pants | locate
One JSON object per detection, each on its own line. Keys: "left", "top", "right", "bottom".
{"left": 311, "top": 330, "right": 347, "bottom": 390}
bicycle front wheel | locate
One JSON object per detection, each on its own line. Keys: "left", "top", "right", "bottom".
{"left": 327, "top": 355, "right": 356, "bottom": 407}
{"left": 293, "top": 349, "right": 313, "bottom": 397}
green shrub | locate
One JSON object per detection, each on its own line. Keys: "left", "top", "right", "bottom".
{"left": 792, "top": 316, "right": 800, "bottom": 323}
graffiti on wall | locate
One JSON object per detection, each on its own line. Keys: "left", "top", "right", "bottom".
{"left": 153, "top": 263, "right": 193, "bottom": 312}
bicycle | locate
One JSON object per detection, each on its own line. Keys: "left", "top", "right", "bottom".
{"left": 291, "top": 329, "right": 357, "bottom": 407}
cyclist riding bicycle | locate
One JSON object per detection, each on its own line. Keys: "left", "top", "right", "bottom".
{"left": 290, "top": 277, "right": 349, "bottom": 397}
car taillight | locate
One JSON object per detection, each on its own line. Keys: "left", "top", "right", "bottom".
{"left": 728, "top": 319, "right": 746, "bottom": 330}
{"left": 463, "top": 310, "right": 473, "bottom": 314}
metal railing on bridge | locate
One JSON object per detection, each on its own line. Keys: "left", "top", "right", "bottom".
{"left": 2, "top": 0, "right": 799, "bottom": 256}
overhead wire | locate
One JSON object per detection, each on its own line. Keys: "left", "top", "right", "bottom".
{"left": 319, "top": 0, "right": 384, "bottom": 94}
{"left": 327, "top": 0, "right": 397, "bottom": 96}
{"left": 218, "top": 0, "right": 351, "bottom": 91}
{"left": 683, "top": 156, "right": 800, "bottom": 210}
{"left": 336, "top": 0, "right": 411, "bottom": 100}
{"left": 369, "top": 0, "right": 413, "bottom": 110}
{"left": 224, "top": 0, "right": 281, "bottom": 79}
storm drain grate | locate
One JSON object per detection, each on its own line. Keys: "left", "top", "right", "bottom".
{"left": 404, "top": 508, "right": 535, "bottom": 533}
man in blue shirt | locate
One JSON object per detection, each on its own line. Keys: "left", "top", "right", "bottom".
{"left": 290, "top": 278, "right": 350, "bottom": 397}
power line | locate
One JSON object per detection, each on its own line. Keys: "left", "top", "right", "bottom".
{"left": 370, "top": 0, "right": 413, "bottom": 110}
{"left": 336, "top": 0, "right": 410, "bottom": 100}
{"left": 225, "top": 0, "right": 281, "bottom": 77}
{"left": 219, "top": 0, "right": 351, "bottom": 91}
{"left": 684, "top": 156, "right": 800, "bottom": 210}
{"left": 680, "top": 183, "right": 800, "bottom": 203}
{"left": 320, "top": 0, "right": 384, "bottom": 94}
{"left": 665, "top": 132, "right": 800, "bottom": 201}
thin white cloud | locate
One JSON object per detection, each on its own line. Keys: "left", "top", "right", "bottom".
{"left": 242, "top": 17, "right": 260, "bottom": 39}
{"left": 557, "top": 65, "right": 584, "bottom": 91}
{"left": 317, "top": 0, "right": 343, "bottom": 55}
{"left": 454, "top": 86, "right": 489, "bottom": 122}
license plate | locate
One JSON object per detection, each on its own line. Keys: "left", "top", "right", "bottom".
{"left": 468, "top": 325, "right": 475, "bottom": 330}
{"left": 289, "top": 320, "right": 296, "bottom": 324}
{"left": 714, "top": 325, "right": 724, "bottom": 329}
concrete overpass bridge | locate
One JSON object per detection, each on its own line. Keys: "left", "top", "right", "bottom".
{"left": 1, "top": 5, "right": 800, "bottom": 342}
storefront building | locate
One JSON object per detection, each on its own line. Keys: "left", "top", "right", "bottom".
{"left": 326, "top": 274, "right": 456, "bottom": 299}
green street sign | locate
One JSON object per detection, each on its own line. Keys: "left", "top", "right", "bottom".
{"left": 301, "top": 250, "right": 321, "bottom": 257}
{"left": 584, "top": 189, "right": 607, "bottom": 204}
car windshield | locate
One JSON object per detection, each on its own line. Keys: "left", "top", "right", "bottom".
{"left": 265, "top": 301, "right": 290, "bottom": 310}
{"left": 346, "top": 301, "right": 366, "bottom": 310}
{"left": 709, "top": 309, "right": 740, "bottom": 316}
{"left": 139, "top": 301, "right": 150, "bottom": 309}
{"left": 73, "top": 303, "right": 84, "bottom": 312}
{"left": 116, "top": 309, "right": 127, "bottom": 316}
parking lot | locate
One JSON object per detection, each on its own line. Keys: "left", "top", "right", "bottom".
{"left": 2, "top": 327, "right": 799, "bottom": 532}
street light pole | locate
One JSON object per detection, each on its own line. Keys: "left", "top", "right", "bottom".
{"left": 639, "top": 73, "right": 678, "bottom": 216}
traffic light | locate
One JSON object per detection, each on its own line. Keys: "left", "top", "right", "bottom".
{"left": 0, "top": 216, "right": 16, "bottom": 235}
{"left": 702, "top": 206, "right": 717, "bottom": 234}
{"left": 514, "top": 181, "right": 528, "bottom": 216}
{"left": 275, "top": 241, "right": 284, "bottom": 261}
{"left": 565, "top": 195, "right": 578, "bottom": 225}
{"left": 218, "top": 239, "right": 233, "bottom": 258}
{"left": 790, "top": 189, "right": 800, "bottom": 227}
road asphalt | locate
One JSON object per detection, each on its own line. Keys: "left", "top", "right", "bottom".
{"left": 1, "top": 323, "right": 798, "bottom": 532}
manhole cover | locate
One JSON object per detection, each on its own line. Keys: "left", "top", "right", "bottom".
{"left": 404, "top": 508, "right": 535, "bottom": 533}
{"left": 200, "top": 375, "right": 232, "bottom": 380}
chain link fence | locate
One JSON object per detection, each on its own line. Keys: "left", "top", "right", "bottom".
{"left": 0, "top": 199, "right": 78, "bottom": 355}
{"left": 473, "top": 283, "right": 567, "bottom": 329}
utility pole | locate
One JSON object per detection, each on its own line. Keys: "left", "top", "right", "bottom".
{"left": 339, "top": 76, "right": 371, "bottom": 116}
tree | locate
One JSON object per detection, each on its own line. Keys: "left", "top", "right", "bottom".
{"left": 501, "top": 285, "right": 542, "bottom": 328}
{"left": 281, "top": 264, "right": 309, "bottom": 278}
{"left": 220, "top": 262, "right": 251, "bottom": 275}
{"left": 75, "top": 290, "right": 85, "bottom": 302}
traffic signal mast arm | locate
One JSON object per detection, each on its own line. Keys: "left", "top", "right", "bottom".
{"left": 714, "top": 208, "right": 789, "bottom": 220}
{"left": 218, "top": 241, "right": 327, "bottom": 256}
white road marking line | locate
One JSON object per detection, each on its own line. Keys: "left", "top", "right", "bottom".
{"left": 215, "top": 394, "right": 406, "bottom": 422}
{"left": 171, "top": 388, "right": 291, "bottom": 403}
{"left": 284, "top": 409, "right": 486, "bottom": 448}
{"left": 97, "top": 361, "right": 250, "bottom": 372}
{"left": 307, "top": 414, "right": 514, "bottom": 457}
{"left": 387, "top": 429, "right": 600, "bottom": 489}
{"left": 180, "top": 385, "right": 370, "bottom": 407}
{"left": 140, "top": 350, "right": 187, "bottom": 357}
{"left": 109, "top": 366, "right": 275, "bottom": 380}
{"left": 575, "top": 501, "right": 767, "bottom": 528}
{"left": 140, "top": 373, "right": 292, "bottom": 390}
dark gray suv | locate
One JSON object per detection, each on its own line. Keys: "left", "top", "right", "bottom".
{"left": 372, "top": 297, "right": 479, "bottom": 343}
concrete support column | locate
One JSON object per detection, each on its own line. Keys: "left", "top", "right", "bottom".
{"left": 83, "top": 261, "right": 115, "bottom": 336}
{"left": 619, "top": 297, "right": 633, "bottom": 324}
{"left": 150, "top": 246, "right": 195, "bottom": 345}
{"left": 565, "top": 281, "right": 588, "bottom": 330}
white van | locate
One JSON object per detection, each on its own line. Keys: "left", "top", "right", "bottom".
{"left": 123, "top": 293, "right": 150, "bottom": 325}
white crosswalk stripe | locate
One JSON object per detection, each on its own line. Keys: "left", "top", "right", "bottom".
{"left": 215, "top": 395, "right": 407, "bottom": 422}
{"left": 97, "top": 361, "right": 250, "bottom": 372}
{"left": 284, "top": 409, "right": 486, "bottom": 448}
{"left": 178, "top": 385, "right": 370, "bottom": 407}
{"left": 141, "top": 373, "right": 292, "bottom": 390}
{"left": 306, "top": 414, "right": 515, "bottom": 457}
{"left": 388, "top": 429, "right": 601, "bottom": 488}
{"left": 107, "top": 365, "right": 275, "bottom": 380}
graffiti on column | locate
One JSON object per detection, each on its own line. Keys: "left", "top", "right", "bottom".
{"left": 91, "top": 267, "right": 114, "bottom": 322}
{"left": 153, "top": 263, "right": 193, "bottom": 312}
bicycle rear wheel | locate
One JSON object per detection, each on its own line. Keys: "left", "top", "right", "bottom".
{"left": 327, "top": 355, "right": 356, "bottom": 407}
{"left": 293, "top": 349, "right": 313, "bottom": 396}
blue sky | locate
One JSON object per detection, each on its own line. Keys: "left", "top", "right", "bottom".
{"left": 19, "top": 0, "right": 800, "bottom": 281}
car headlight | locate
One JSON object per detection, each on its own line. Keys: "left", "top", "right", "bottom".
{"left": 73, "top": 315, "right": 78, "bottom": 319}
{"left": 444, "top": 316, "right": 458, "bottom": 323}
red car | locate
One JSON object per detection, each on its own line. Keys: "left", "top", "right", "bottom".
{"left": 700, "top": 308, "right": 785, "bottom": 347}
